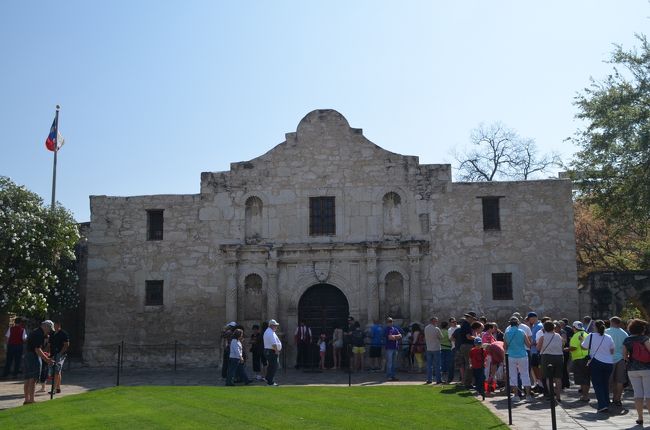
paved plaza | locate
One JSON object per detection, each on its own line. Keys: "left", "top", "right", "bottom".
{"left": 0, "top": 364, "right": 645, "bottom": 429}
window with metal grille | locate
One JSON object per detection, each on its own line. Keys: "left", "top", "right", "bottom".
{"left": 481, "top": 197, "right": 501, "bottom": 230}
{"left": 147, "top": 210, "right": 164, "bottom": 240}
{"left": 492, "top": 273, "right": 513, "bottom": 300}
{"left": 309, "top": 197, "right": 335, "bottom": 236}
{"left": 145, "top": 280, "right": 164, "bottom": 306}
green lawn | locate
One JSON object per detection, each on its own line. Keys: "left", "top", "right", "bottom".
{"left": 0, "top": 385, "right": 507, "bottom": 429}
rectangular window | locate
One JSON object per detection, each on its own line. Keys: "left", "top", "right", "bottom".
{"left": 309, "top": 197, "right": 336, "bottom": 236}
{"left": 492, "top": 273, "right": 513, "bottom": 300}
{"left": 147, "top": 210, "right": 164, "bottom": 240}
{"left": 145, "top": 280, "right": 164, "bottom": 306}
{"left": 481, "top": 197, "right": 501, "bottom": 230}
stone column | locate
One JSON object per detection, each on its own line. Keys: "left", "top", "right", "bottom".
{"left": 378, "top": 280, "right": 385, "bottom": 320}
{"left": 266, "top": 248, "right": 279, "bottom": 320}
{"left": 409, "top": 245, "right": 422, "bottom": 323}
{"left": 225, "top": 248, "right": 238, "bottom": 323}
{"left": 366, "top": 246, "right": 378, "bottom": 322}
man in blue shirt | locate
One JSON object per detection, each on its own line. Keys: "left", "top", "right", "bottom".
{"left": 384, "top": 317, "right": 402, "bottom": 381}
{"left": 606, "top": 316, "right": 629, "bottom": 406}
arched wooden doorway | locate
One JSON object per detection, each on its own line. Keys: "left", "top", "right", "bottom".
{"left": 298, "top": 284, "right": 349, "bottom": 368}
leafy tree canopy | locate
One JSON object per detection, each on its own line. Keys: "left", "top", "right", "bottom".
{"left": 570, "top": 34, "right": 650, "bottom": 226}
{"left": 0, "top": 176, "right": 80, "bottom": 316}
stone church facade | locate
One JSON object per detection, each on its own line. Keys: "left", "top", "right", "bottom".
{"left": 84, "top": 110, "right": 578, "bottom": 365}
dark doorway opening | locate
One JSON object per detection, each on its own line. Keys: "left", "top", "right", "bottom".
{"left": 298, "top": 284, "right": 350, "bottom": 369}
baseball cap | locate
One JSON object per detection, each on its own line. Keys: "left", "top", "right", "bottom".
{"left": 226, "top": 321, "right": 237, "bottom": 327}
{"left": 572, "top": 321, "right": 584, "bottom": 330}
{"left": 527, "top": 312, "right": 537, "bottom": 319}
{"left": 268, "top": 319, "right": 279, "bottom": 326}
{"left": 42, "top": 320, "right": 55, "bottom": 331}
{"left": 474, "top": 337, "right": 482, "bottom": 345}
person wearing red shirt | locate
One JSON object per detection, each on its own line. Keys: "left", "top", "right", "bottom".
{"left": 3, "top": 318, "right": 27, "bottom": 378}
{"left": 470, "top": 337, "right": 486, "bottom": 400}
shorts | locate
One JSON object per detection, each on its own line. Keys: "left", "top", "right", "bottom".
{"left": 369, "top": 346, "right": 382, "bottom": 358}
{"left": 53, "top": 354, "right": 67, "bottom": 374}
{"left": 334, "top": 340, "right": 343, "bottom": 349}
{"left": 530, "top": 352, "right": 541, "bottom": 367}
{"left": 572, "top": 358, "right": 591, "bottom": 386}
{"left": 454, "top": 349, "right": 465, "bottom": 367}
{"left": 352, "top": 346, "right": 366, "bottom": 354}
{"left": 23, "top": 352, "right": 41, "bottom": 380}
{"left": 610, "top": 359, "right": 627, "bottom": 384}
{"left": 540, "top": 354, "right": 563, "bottom": 379}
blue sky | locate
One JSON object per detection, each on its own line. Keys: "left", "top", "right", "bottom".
{"left": 1, "top": 1, "right": 648, "bottom": 222}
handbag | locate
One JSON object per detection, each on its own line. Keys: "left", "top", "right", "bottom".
{"left": 584, "top": 335, "right": 593, "bottom": 362}
{"left": 586, "top": 334, "right": 606, "bottom": 366}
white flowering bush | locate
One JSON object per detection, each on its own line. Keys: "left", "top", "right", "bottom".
{"left": 0, "top": 176, "right": 80, "bottom": 316}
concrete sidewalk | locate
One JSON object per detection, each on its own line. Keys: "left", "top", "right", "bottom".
{"left": 0, "top": 366, "right": 645, "bottom": 429}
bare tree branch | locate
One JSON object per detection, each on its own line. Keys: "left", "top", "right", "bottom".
{"left": 454, "top": 122, "right": 562, "bottom": 181}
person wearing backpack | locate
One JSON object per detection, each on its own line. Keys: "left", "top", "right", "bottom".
{"left": 624, "top": 319, "right": 650, "bottom": 426}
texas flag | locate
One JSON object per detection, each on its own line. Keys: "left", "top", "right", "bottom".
{"left": 45, "top": 115, "right": 64, "bottom": 151}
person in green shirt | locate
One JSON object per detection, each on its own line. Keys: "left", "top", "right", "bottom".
{"left": 440, "top": 321, "right": 453, "bottom": 383}
{"left": 569, "top": 321, "right": 590, "bottom": 402}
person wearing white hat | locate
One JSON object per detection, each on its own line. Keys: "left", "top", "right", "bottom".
{"left": 263, "top": 319, "right": 282, "bottom": 386}
{"left": 23, "top": 321, "right": 55, "bottom": 405}
{"left": 569, "top": 320, "right": 590, "bottom": 402}
{"left": 220, "top": 322, "right": 238, "bottom": 379}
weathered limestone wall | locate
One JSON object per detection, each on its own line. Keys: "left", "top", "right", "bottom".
{"left": 427, "top": 180, "right": 578, "bottom": 321}
{"left": 84, "top": 194, "right": 224, "bottom": 365}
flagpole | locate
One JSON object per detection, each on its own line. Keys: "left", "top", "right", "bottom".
{"left": 50, "top": 105, "right": 60, "bottom": 210}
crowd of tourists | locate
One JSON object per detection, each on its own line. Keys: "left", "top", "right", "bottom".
{"left": 223, "top": 311, "right": 650, "bottom": 425}
{"left": 3, "top": 318, "right": 71, "bottom": 405}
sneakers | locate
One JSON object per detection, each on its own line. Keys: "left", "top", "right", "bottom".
{"left": 255, "top": 375, "right": 262, "bottom": 381}
{"left": 268, "top": 382, "right": 279, "bottom": 386}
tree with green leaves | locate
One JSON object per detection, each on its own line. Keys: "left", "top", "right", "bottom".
{"left": 570, "top": 34, "right": 650, "bottom": 270}
{"left": 0, "top": 176, "right": 80, "bottom": 316}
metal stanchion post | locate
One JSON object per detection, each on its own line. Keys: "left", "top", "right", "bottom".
{"left": 116, "top": 345, "right": 121, "bottom": 387}
{"left": 282, "top": 348, "right": 286, "bottom": 375}
{"left": 49, "top": 361, "right": 55, "bottom": 400}
{"left": 174, "top": 340, "right": 177, "bottom": 372}
{"left": 348, "top": 344, "right": 352, "bottom": 387}
{"left": 120, "top": 340, "right": 125, "bottom": 371}
{"left": 505, "top": 353, "right": 512, "bottom": 425}
{"left": 548, "top": 364, "right": 557, "bottom": 430}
